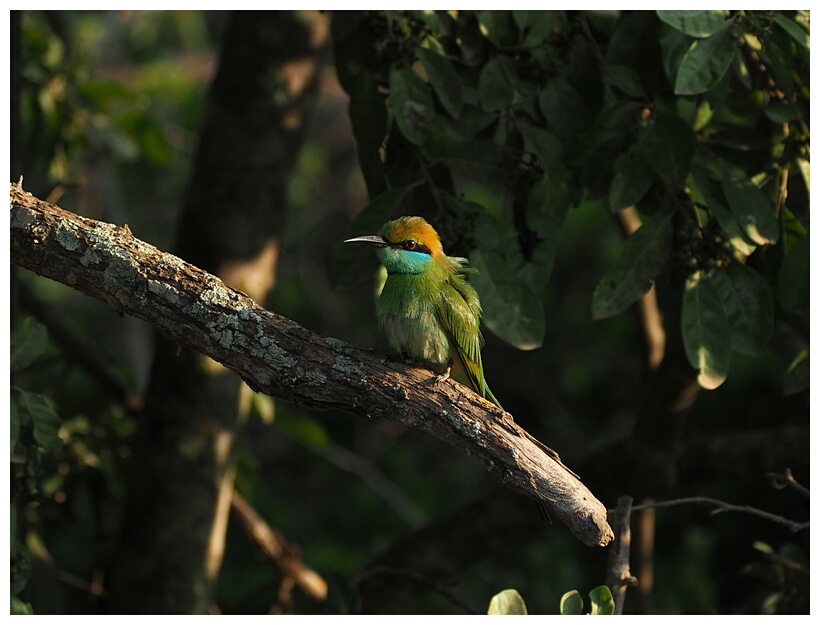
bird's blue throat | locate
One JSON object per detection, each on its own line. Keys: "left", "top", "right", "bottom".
{"left": 377, "top": 247, "right": 434, "bottom": 275}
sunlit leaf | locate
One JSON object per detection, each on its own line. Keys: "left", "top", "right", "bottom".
{"left": 721, "top": 161, "right": 780, "bottom": 245}
{"left": 560, "top": 590, "right": 584, "bottom": 615}
{"left": 657, "top": 10, "right": 729, "bottom": 38}
{"left": 589, "top": 585, "right": 616, "bottom": 615}
{"left": 689, "top": 163, "right": 756, "bottom": 255}
{"left": 488, "top": 588, "right": 528, "bottom": 615}
{"left": 674, "top": 20, "right": 737, "bottom": 95}
{"left": 682, "top": 270, "right": 732, "bottom": 390}
{"left": 784, "top": 348, "right": 809, "bottom": 396}
{"left": 774, "top": 13, "right": 809, "bottom": 49}
{"left": 591, "top": 211, "right": 673, "bottom": 320}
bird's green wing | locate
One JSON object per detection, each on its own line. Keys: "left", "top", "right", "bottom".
{"left": 435, "top": 268, "right": 503, "bottom": 409}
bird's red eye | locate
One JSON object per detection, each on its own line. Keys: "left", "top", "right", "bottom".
{"left": 403, "top": 239, "right": 417, "bottom": 250}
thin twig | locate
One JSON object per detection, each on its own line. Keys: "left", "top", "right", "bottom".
{"left": 230, "top": 491, "right": 328, "bottom": 603}
{"left": 629, "top": 497, "right": 808, "bottom": 533}
{"left": 768, "top": 468, "right": 809, "bottom": 498}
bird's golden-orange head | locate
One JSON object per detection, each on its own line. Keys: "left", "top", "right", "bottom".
{"left": 380, "top": 216, "right": 444, "bottom": 260}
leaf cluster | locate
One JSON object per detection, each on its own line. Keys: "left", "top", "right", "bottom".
{"left": 10, "top": 318, "right": 62, "bottom": 614}
{"left": 332, "top": 9, "right": 809, "bottom": 390}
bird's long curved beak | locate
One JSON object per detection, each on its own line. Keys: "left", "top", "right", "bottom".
{"left": 344, "top": 235, "right": 389, "bottom": 247}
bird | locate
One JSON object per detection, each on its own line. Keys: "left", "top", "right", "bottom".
{"left": 345, "top": 215, "right": 502, "bottom": 409}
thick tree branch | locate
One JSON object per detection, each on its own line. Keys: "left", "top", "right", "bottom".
{"left": 9, "top": 182, "right": 614, "bottom": 548}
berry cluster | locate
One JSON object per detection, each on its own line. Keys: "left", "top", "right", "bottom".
{"left": 673, "top": 218, "right": 734, "bottom": 277}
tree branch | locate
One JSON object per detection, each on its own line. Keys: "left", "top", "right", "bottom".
{"left": 606, "top": 496, "right": 638, "bottom": 615}
{"left": 9, "top": 181, "right": 614, "bottom": 548}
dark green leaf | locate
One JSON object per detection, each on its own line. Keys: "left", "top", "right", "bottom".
{"left": 560, "top": 590, "right": 584, "bottom": 615}
{"left": 487, "top": 588, "right": 528, "bottom": 615}
{"left": 539, "top": 79, "right": 593, "bottom": 150}
{"left": 657, "top": 10, "right": 729, "bottom": 38}
{"left": 609, "top": 147, "right": 655, "bottom": 212}
{"left": 277, "top": 412, "right": 330, "bottom": 448}
{"left": 712, "top": 262, "right": 773, "bottom": 356}
{"left": 11, "top": 598, "right": 34, "bottom": 615}
{"left": 19, "top": 390, "right": 63, "bottom": 451}
{"left": 330, "top": 11, "right": 365, "bottom": 42}
{"left": 784, "top": 348, "right": 809, "bottom": 396}
{"left": 140, "top": 121, "right": 172, "bottom": 164}
{"left": 674, "top": 20, "right": 737, "bottom": 95}
{"left": 470, "top": 248, "right": 545, "bottom": 350}
{"left": 591, "top": 211, "right": 674, "bottom": 320}
{"left": 774, "top": 13, "right": 809, "bottom": 49}
{"left": 682, "top": 270, "right": 732, "bottom": 390}
{"left": 526, "top": 178, "right": 571, "bottom": 236}
{"left": 569, "top": 101, "right": 642, "bottom": 166}
{"left": 478, "top": 58, "right": 514, "bottom": 112}
{"left": 416, "top": 47, "right": 463, "bottom": 119}
{"left": 759, "top": 37, "right": 795, "bottom": 104}
{"left": 777, "top": 234, "right": 809, "bottom": 315}
{"left": 514, "top": 10, "right": 565, "bottom": 47}
{"left": 445, "top": 103, "right": 498, "bottom": 138}
{"left": 423, "top": 139, "right": 505, "bottom": 179}
{"left": 389, "top": 66, "right": 436, "bottom": 145}
{"left": 589, "top": 585, "right": 616, "bottom": 615}
{"left": 603, "top": 63, "right": 645, "bottom": 98}
{"left": 523, "top": 180, "right": 571, "bottom": 296}
{"left": 11, "top": 399, "right": 21, "bottom": 455}
{"left": 721, "top": 161, "right": 780, "bottom": 245}
{"left": 476, "top": 11, "right": 515, "bottom": 47}
{"left": 520, "top": 126, "right": 566, "bottom": 172}
{"left": 646, "top": 112, "right": 696, "bottom": 187}
{"left": 11, "top": 317, "right": 49, "bottom": 373}
{"left": 659, "top": 22, "right": 694, "bottom": 83}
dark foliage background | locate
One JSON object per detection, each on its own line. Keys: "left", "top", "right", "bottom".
{"left": 10, "top": 10, "right": 809, "bottom": 614}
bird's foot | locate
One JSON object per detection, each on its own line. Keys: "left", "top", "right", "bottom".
{"left": 431, "top": 365, "right": 451, "bottom": 387}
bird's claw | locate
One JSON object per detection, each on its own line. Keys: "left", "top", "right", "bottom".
{"left": 431, "top": 365, "right": 451, "bottom": 387}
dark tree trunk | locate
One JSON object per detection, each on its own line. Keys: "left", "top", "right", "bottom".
{"left": 109, "top": 11, "right": 329, "bottom": 613}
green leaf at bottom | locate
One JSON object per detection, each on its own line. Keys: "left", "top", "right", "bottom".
{"left": 488, "top": 588, "right": 528, "bottom": 615}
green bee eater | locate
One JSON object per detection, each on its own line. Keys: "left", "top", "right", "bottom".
{"left": 345, "top": 215, "right": 502, "bottom": 409}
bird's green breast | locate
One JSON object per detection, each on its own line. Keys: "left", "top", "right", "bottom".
{"left": 377, "top": 273, "right": 452, "bottom": 365}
